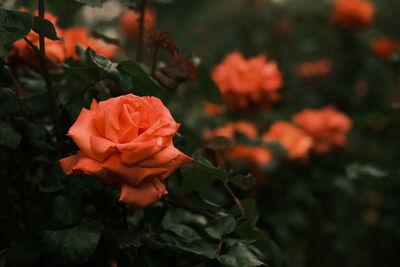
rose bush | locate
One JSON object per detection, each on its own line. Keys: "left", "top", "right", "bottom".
{"left": 60, "top": 94, "right": 192, "bottom": 207}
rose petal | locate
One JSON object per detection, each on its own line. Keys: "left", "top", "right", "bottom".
{"left": 139, "top": 144, "right": 183, "bottom": 167}
{"left": 102, "top": 154, "right": 168, "bottom": 186}
{"left": 159, "top": 152, "right": 193, "bottom": 180}
{"left": 90, "top": 135, "right": 117, "bottom": 162}
{"left": 59, "top": 154, "right": 80, "bottom": 174}
{"left": 119, "top": 178, "right": 168, "bottom": 207}
{"left": 68, "top": 108, "right": 99, "bottom": 159}
{"left": 118, "top": 137, "right": 170, "bottom": 165}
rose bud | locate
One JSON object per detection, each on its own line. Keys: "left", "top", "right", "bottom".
{"left": 60, "top": 94, "right": 192, "bottom": 207}
{"left": 154, "top": 57, "right": 196, "bottom": 91}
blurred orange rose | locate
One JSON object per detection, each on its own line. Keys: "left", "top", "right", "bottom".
{"left": 120, "top": 9, "right": 156, "bottom": 41}
{"left": 370, "top": 37, "right": 398, "bottom": 60}
{"left": 203, "top": 101, "right": 225, "bottom": 117}
{"left": 204, "top": 121, "right": 258, "bottom": 140}
{"left": 263, "top": 121, "right": 312, "bottom": 159}
{"left": 204, "top": 121, "right": 271, "bottom": 165}
{"left": 212, "top": 51, "right": 283, "bottom": 110}
{"left": 60, "top": 94, "right": 192, "bottom": 207}
{"left": 7, "top": 10, "right": 66, "bottom": 71}
{"left": 295, "top": 59, "right": 332, "bottom": 79}
{"left": 293, "top": 107, "right": 352, "bottom": 154}
{"left": 63, "top": 27, "right": 118, "bottom": 60}
{"left": 231, "top": 145, "right": 273, "bottom": 165}
{"left": 331, "top": 0, "right": 375, "bottom": 29}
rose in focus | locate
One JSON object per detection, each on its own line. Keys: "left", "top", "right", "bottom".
{"left": 212, "top": 51, "right": 283, "bottom": 110}
{"left": 60, "top": 94, "right": 192, "bottom": 207}
{"left": 293, "top": 107, "right": 352, "bottom": 154}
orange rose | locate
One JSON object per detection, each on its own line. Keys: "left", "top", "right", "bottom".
{"left": 60, "top": 94, "right": 192, "bottom": 207}
{"left": 230, "top": 145, "right": 273, "bottom": 165}
{"left": 370, "top": 37, "right": 398, "bottom": 60}
{"left": 204, "top": 121, "right": 272, "bottom": 165}
{"left": 120, "top": 9, "right": 156, "bottom": 41}
{"left": 204, "top": 121, "right": 258, "bottom": 140}
{"left": 293, "top": 107, "right": 352, "bottom": 154}
{"left": 295, "top": 59, "right": 332, "bottom": 79}
{"left": 212, "top": 51, "right": 283, "bottom": 110}
{"left": 203, "top": 101, "right": 225, "bottom": 117}
{"left": 63, "top": 27, "right": 118, "bottom": 60}
{"left": 263, "top": 121, "right": 312, "bottom": 159}
{"left": 331, "top": 0, "right": 375, "bottom": 29}
{"left": 7, "top": 10, "right": 66, "bottom": 72}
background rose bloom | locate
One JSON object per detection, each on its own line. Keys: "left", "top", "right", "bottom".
{"left": 60, "top": 94, "right": 192, "bottom": 207}
{"left": 203, "top": 101, "right": 225, "bottom": 117}
{"left": 203, "top": 121, "right": 258, "bottom": 140}
{"left": 212, "top": 51, "right": 283, "bottom": 110}
{"left": 371, "top": 37, "right": 397, "bottom": 60}
{"left": 63, "top": 27, "right": 118, "bottom": 59}
{"left": 263, "top": 121, "right": 312, "bottom": 159}
{"left": 293, "top": 107, "right": 352, "bottom": 154}
{"left": 331, "top": 0, "right": 375, "bottom": 29}
{"left": 120, "top": 9, "right": 156, "bottom": 41}
{"left": 295, "top": 59, "right": 332, "bottom": 79}
{"left": 230, "top": 145, "right": 273, "bottom": 165}
{"left": 7, "top": 10, "right": 66, "bottom": 71}
{"left": 204, "top": 121, "right": 272, "bottom": 165}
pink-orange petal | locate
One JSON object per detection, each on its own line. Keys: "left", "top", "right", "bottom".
{"left": 102, "top": 154, "right": 168, "bottom": 186}
{"left": 119, "top": 178, "right": 168, "bottom": 207}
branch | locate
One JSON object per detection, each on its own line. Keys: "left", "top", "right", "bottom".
{"left": 223, "top": 180, "right": 244, "bottom": 217}
{"left": 161, "top": 198, "right": 217, "bottom": 219}
{"left": 135, "top": 0, "right": 147, "bottom": 61}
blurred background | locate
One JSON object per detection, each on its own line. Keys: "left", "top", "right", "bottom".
{"left": 3, "top": 0, "right": 400, "bottom": 266}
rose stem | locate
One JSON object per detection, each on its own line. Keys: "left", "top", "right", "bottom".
{"left": 37, "top": 0, "right": 63, "bottom": 155}
{"left": 135, "top": 0, "right": 147, "bottom": 61}
{"left": 223, "top": 180, "right": 244, "bottom": 217}
{"left": 161, "top": 198, "right": 217, "bottom": 219}
{"left": 150, "top": 45, "right": 159, "bottom": 77}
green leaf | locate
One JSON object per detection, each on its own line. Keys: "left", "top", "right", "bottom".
{"left": 346, "top": 163, "right": 388, "bottom": 179}
{"left": 162, "top": 209, "right": 203, "bottom": 242}
{"left": 0, "top": 9, "right": 34, "bottom": 56}
{"left": 192, "top": 153, "right": 228, "bottom": 180}
{"left": 43, "top": 224, "right": 101, "bottom": 264}
{"left": 195, "top": 65, "right": 222, "bottom": 104}
{"left": 91, "top": 30, "right": 121, "bottom": 45}
{"left": 0, "top": 88, "right": 20, "bottom": 116}
{"left": 53, "top": 195, "right": 85, "bottom": 225}
{"left": 74, "top": 0, "right": 105, "bottom": 7}
{"left": 161, "top": 233, "right": 219, "bottom": 259}
{"left": 5, "top": 240, "right": 42, "bottom": 266}
{"left": 205, "top": 216, "right": 236, "bottom": 240}
{"left": 230, "top": 174, "right": 256, "bottom": 190}
{"left": 0, "top": 63, "right": 14, "bottom": 87}
{"left": 86, "top": 47, "right": 118, "bottom": 76}
{"left": 0, "top": 122, "right": 21, "bottom": 149}
{"left": 106, "top": 229, "right": 141, "bottom": 248}
{"left": 118, "top": 60, "right": 165, "bottom": 98}
{"left": 32, "top": 16, "right": 59, "bottom": 40}
{"left": 218, "top": 243, "right": 266, "bottom": 267}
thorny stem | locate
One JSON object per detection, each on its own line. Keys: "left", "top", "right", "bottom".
{"left": 150, "top": 46, "right": 159, "bottom": 77}
{"left": 223, "top": 180, "right": 245, "bottom": 217}
{"left": 161, "top": 198, "right": 217, "bottom": 219}
{"left": 31, "top": 0, "right": 63, "bottom": 155}
{"left": 135, "top": 0, "right": 147, "bottom": 61}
